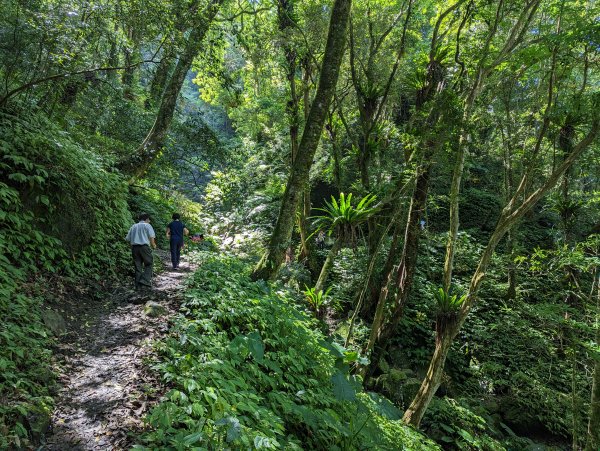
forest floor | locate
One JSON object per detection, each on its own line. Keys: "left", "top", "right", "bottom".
{"left": 42, "top": 250, "right": 192, "bottom": 450}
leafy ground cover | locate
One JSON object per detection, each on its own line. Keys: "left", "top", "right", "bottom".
{"left": 135, "top": 251, "right": 439, "bottom": 450}
{"left": 0, "top": 108, "right": 132, "bottom": 448}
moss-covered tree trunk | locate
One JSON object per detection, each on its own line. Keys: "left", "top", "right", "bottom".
{"left": 275, "top": 0, "right": 318, "bottom": 276}
{"left": 314, "top": 236, "right": 343, "bottom": 294}
{"left": 124, "top": 0, "right": 224, "bottom": 179}
{"left": 251, "top": 0, "right": 352, "bottom": 281}
{"left": 328, "top": 116, "right": 343, "bottom": 191}
{"left": 363, "top": 147, "right": 434, "bottom": 382}
{"left": 503, "top": 131, "right": 517, "bottom": 299}
{"left": 150, "top": 52, "right": 174, "bottom": 106}
{"left": 362, "top": 52, "right": 448, "bottom": 381}
{"left": 402, "top": 321, "right": 456, "bottom": 424}
{"left": 360, "top": 218, "right": 403, "bottom": 320}
{"left": 586, "top": 290, "right": 600, "bottom": 451}
{"left": 122, "top": 27, "right": 139, "bottom": 91}
{"left": 586, "top": 368, "right": 599, "bottom": 450}
{"left": 299, "top": 191, "right": 319, "bottom": 274}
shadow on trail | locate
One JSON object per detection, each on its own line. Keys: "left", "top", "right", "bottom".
{"left": 42, "top": 254, "right": 193, "bottom": 450}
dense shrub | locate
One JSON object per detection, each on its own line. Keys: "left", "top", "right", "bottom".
{"left": 136, "top": 252, "right": 439, "bottom": 450}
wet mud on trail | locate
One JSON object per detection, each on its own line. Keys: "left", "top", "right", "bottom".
{"left": 42, "top": 250, "right": 192, "bottom": 450}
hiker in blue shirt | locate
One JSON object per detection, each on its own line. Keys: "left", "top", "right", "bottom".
{"left": 166, "top": 213, "right": 189, "bottom": 269}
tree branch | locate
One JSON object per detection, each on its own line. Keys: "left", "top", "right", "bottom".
{"left": 0, "top": 48, "right": 163, "bottom": 107}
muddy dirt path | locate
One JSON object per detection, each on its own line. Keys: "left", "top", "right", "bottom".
{"left": 42, "top": 250, "right": 192, "bottom": 450}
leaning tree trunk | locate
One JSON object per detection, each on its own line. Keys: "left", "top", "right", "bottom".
{"left": 276, "top": 0, "right": 317, "bottom": 275}
{"left": 403, "top": 212, "right": 518, "bottom": 426}
{"left": 362, "top": 55, "right": 448, "bottom": 383}
{"left": 360, "top": 218, "right": 403, "bottom": 320}
{"left": 314, "top": 236, "right": 343, "bottom": 293}
{"left": 363, "top": 147, "right": 435, "bottom": 383}
{"left": 150, "top": 52, "right": 174, "bottom": 106}
{"left": 585, "top": 279, "right": 600, "bottom": 451}
{"left": 251, "top": 0, "right": 352, "bottom": 281}
{"left": 123, "top": 0, "right": 224, "bottom": 180}
{"left": 403, "top": 121, "right": 599, "bottom": 428}
{"left": 403, "top": 318, "right": 458, "bottom": 424}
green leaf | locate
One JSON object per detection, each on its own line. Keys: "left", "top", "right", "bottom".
{"left": 457, "top": 428, "right": 474, "bottom": 442}
{"left": 365, "top": 392, "right": 402, "bottom": 420}
{"left": 247, "top": 331, "right": 264, "bottom": 362}
{"left": 321, "top": 339, "right": 345, "bottom": 358}
{"left": 183, "top": 431, "right": 204, "bottom": 445}
{"left": 254, "top": 435, "right": 278, "bottom": 448}
{"left": 331, "top": 370, "right": 356, "bottom": 401}
{"left": 216, "top": 416, "right": 241, "bottom": 442}
{"left": 8, "top": 173, "right": 27, "bottom": 183}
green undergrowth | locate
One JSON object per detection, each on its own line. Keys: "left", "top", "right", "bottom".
{"left": 421, "top": 398, "right": 533, "bottom": 451}
{"left": 0, "top": 107, "right": 132, "bottom": 447}
{"left": 136, "top": 252, "right": 439, "bottom": 450}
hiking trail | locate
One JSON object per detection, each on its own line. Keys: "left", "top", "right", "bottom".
{"left": 43, "top": 250, "right": 191, "bottom": 450}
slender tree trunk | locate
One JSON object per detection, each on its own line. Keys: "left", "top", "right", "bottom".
{"left": 278, "top": 0, "right": 300, "bottom": 163}
{"left": 402, "top": 321, "right": 457, "bottom": 423}
{"left": 560, "top": 120, "right": 575, "bottom": 242}
{"left": 364, "top": 143, "right": 436, "bottom": 382}
{"left": 586, "top": 278, "right": 600, "bottom": 451}
{"left": 362, "top": 54, "right": 448, "bottom": 381}
{"left": 403, "top": 121, "right": 599, "bottom": 427}
{"left": 326, "top": 113, "right": 343, "bottom": 190}
{"left": 346, "top": 208, "right": 401, "bottom": 347}
{"left": 559, "top": 119, "right": 578, "bottom": 308}
{"left": 297, "top": 54, "right": 319, "bottom": 274}
{"left": 442, "top": 78, "right": 481, "bottom": 292}
{"left": 503, "top": 123, "right": 517, "bottom": 299}
{"left": 108, "top": 24, "right": 119, "bottom": 83}
{"left": 122, "top": 29, "right": 136, "bottom": 88}
{"left": 107, "top": 6, "right": 120, "bottom": 82}
{"left": 442, "top": 0, "right": 542, "bottom": 291}
{"left": 276, "top": 0, "right": 317, "bottom": 274}
{"left": 572, "top": 348, "right": 580, "bottom": 451}
{"left": 332, "top": 138, "right": 342, "bottom": 190}
{"left": 299, "top": 190, "right": 320, "bottom": 274}
{"left": 506, "top": 229, "right": 517, "bottom": 299}
{"left": 251, "top": 0, "right": 352, "bottom": 281}
{"left": 358, "top": 136, "right": 372, "bottom": 191}
{"left": 302, "top": 57, "right": 312, "bottom": 123}
{"left": 123, "top": 0, "right": 224, "bottom": 179}
{"left": 150, "top": 52, "right": 174, "bottom": 105}
{"left": 314, "top": 237, "right": 343, "bottom": 293}
{"left": 360, "top": 217, "right": 403, "bottom": 320}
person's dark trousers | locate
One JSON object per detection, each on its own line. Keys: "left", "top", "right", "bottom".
{"left": 132, "top": 244, "right": 153, "bottom": 289}
{"left": 170, "top": 239, "right": 183, "bottom": 268}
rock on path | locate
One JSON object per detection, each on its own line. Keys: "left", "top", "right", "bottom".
{"left": 43, "top": 251, "right": 192, "bottom": 450}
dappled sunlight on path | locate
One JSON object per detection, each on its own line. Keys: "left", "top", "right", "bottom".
{"left": 43, "top": 250, "right": 194, "bottom": 450}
